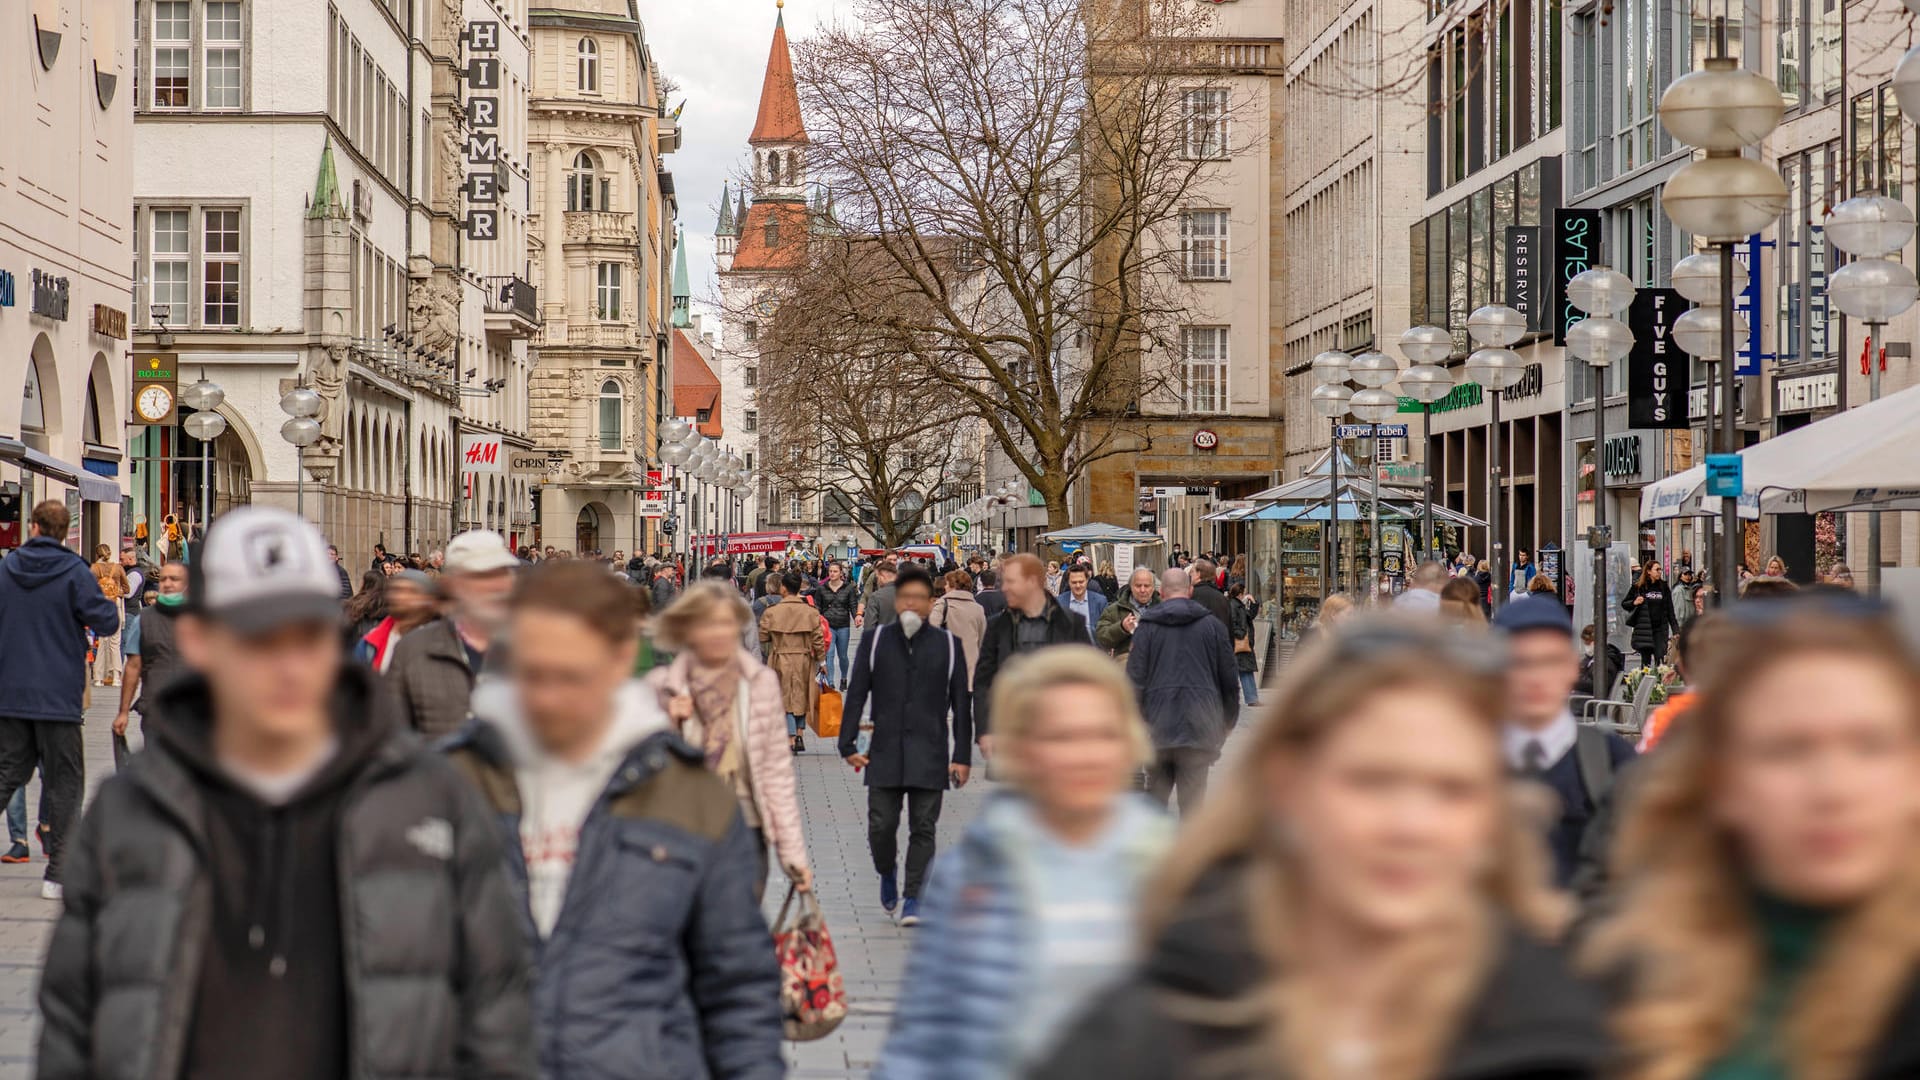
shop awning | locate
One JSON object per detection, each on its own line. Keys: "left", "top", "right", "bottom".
{"left": 1641, "top": 380, "right": 1920, "bottom": 521}
{"left": 1038, "top": 522, "right": 1166, "bottom": 545}
{"left": 0, "top": 437, "right": 123, "bottom": 503}
{"left": 694, "top": 531, "right": 805, "bottom": 555}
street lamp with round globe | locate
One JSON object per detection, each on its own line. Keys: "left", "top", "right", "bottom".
{"left": 1349, "top": 351, "right": 1399, "bottom": 388}
{"left": 1399, "top": 325, "right": 1454, "bottom": 366}
{"left": 659, "top": 440, "right": 691, "bottom": 467}
{"left": 281, "top": 416, "right": 321, "bottom": 448}
{"left": 1828, "top": 259, "right": 1920, "bottom": 323}
{"left": 1824, "top": 195, "right": 1917, "bottom": 258}
{"left": 1565, "top": 316, "right": 1636, "bottom": 367}
{"left": 1464, "top": 345, "right": 1525, "bottom": 611}
{"left": 1657, "top": 59, "right": 1785, "bottom": 150}
{"left": 183, "top": 410, "right": 227, "bottom": 442}
{"left": 1463, "top": 347, "right": 1526, "bottom": 389}
{"left": 1661, "top": 157, "right": 1788, "bottom": 242}
{"left": 180, "top": 377, "right": 226, "bottom": 413}
{"left": 1895, "top": 45, "right": 1920, "bottom": 124}
{"left": 1399, "top": 362, "right": 1452, "bottom": 559}
{"left": 1348, "top": 388, "right": 1398, "bottom": 423}
{"left": 661, "top": 417, "right": 691, "bottom": 445}
{"left": 1566, "top": 268, "right": 1637, "bottom": 316}
{"left": 1311, "top": 349, "right": 1354, "bottom": 386}
{"left": 1671, "top": 252, "right": 1749, "bottom": 305}
{"left": 1466, "top": 304, "right": 1527, "bottom": 347}
{"left": 1672, "top": 307, "right": 1749, "bottom": 360}
{"left": 1310, "top": 383, "right": 1354, "bottom": 417}
{"left": 279, "top": 386, "right": 322, "bottom": 420}
{"left": 1566, "top": 306, "right": 1637, "bottom": 707}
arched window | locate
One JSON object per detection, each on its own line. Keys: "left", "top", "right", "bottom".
{"left": 785, "top": 150, "right": 799, "bottom": 186}
{"left": 577, "top": 38, "right": 599, "bottom": 92}
{"left": 568, "top": 149, "right": 608, "bottom": 212}
{"left": 598, "top": 379, "right": 622, "bottom": 450}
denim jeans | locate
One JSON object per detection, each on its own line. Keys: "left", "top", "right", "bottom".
{"left": 828, "top": 625, "right": 851, "bottom": 684}
{"left": 1239, "top": 671, "right": 1261, "bottom": 706}
{"left": 787, "top": 712, "right": 804, "bottom": 737}
{"left": 6, "top": 787, "right": 24, "bottom": 845}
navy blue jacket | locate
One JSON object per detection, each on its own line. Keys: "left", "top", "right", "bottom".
{"left": 446, "top": 727, "right": 782, "bottom": 1080}
{"left": 1125, "top": 597, "right": 1240, "bottom": 753}
{"left": 839, "top": 622, "right": 973, "bottom": 790}
{"left": 0, "top": 536, "right": 122, "bottom": 722}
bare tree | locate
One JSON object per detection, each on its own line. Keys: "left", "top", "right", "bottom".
{"left": 753, "top": 238, "right": 977, "bottom": 548}
{"left": 791, "top": 0, "right": 1241, "bottom": 529}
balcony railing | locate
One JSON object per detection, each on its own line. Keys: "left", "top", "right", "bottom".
{"left": 482, "top": 275, "right": 539, "bottom": 323}
{"left": 563, "top": 210, "right": 638, "bottom": 245}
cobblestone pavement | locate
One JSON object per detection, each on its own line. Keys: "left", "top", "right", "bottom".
{"left": 0, "top": 687, "right": 994, "bottom": 1080}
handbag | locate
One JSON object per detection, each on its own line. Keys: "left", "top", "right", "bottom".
{"left": 812, "top": 682, "right": 843, "bottom": 739}
{"left": 771, "top": 885, "right": 849, "bottom": 1041}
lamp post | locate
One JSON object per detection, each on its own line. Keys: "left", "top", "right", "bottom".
{"left": 1311, "top": 349, "right": 1355, "bottom": 599}
{"left": 1350, "top": 351, "right": 1400, "bottom": 598}
{"left": 1464, "top": 304, "right": 1528, "bottom": 609}
{"left": 1657, "top": 18, "right": 1787, "bottom": 600}
{"left": 180, "top": 375, "right": 227, "bottom": 529}
{"left": 1824, "top": 195, "right": 1918, "bottom": 596}
{"left": 278, "top": 385, "right": 322, "bottom": 518}
{"left": 1398, "top": 325, "right": 1453, "bottom": 562}
{"left": 1565, "top": 268, "right": 1637, "bottom": 702}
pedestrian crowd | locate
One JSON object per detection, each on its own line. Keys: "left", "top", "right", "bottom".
{"left": 2, "top": 498, "right": 1916, "bottom": 1080}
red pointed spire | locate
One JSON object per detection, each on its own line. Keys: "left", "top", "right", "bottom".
{"left": 749, "top": 3, "right": 807, "bottom": 145}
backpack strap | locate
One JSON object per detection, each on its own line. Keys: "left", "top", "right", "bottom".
{"left": 1574, "top": 725, "right": 1615, "bottom": 809}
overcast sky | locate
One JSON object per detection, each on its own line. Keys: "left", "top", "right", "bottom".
{"left": 647, "top": 0, "right": 858, "bottom": 308}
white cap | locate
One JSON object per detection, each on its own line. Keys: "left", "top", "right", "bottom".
{"left": 443, "top": 529, "right": 519, "bottom": 575}
{"left": 194, "top": 507, "right": 343, "bottom": 634}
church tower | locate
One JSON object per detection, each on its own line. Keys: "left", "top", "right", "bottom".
{"left": 747, "top": 1, "right": 808, "bottom": 202}
{"left": 715, "top": 181, "right": 737, "bottom": 269}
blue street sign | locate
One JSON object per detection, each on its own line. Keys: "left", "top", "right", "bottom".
{"left": 1335, "top": 423, "right": 1409, "bottom": 439}
{"left": 1705, "top": 453, "right": 1743, "bottom": 498}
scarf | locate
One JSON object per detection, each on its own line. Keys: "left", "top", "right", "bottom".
{"left": 687, "top": 657, "right": 742, "bottom": 771}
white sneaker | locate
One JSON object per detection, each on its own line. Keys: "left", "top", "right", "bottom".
{"left": 41, "top": 880, "right": 63, "bottom": 901}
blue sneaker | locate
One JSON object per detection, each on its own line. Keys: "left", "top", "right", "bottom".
{"left": 898, "top": 898, "right": 922, "bottom": 927}
{"left": 879, "top": 872, "right": 898, "bottom": 914}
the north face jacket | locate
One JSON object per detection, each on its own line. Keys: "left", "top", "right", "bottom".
{"left": 37, "top": 664, "right": 535, "bottom": 1080}
{"left": 445, "top": 723, "right": 784, "bottom": 1080}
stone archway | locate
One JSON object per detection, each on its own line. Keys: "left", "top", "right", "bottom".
{"left": 576, "top": 500, "right": 610, "bottom": 554}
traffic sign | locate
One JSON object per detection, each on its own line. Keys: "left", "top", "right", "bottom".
{"left": 1335, "top": 423, "right": 1408, "bottom": 439}
{"left": 950, "top": 516, "right": 970, "bottom": 537}
{"left": 1705, "top": 453, "right": 1743, "bottom": 498}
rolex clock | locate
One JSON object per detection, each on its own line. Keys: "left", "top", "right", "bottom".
{"left": 130, "top": 352, "right": 179, "bottom": 426}
{"left": 135, "top": 383, "right": 176, "bottom": 424}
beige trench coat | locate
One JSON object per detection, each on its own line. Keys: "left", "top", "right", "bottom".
{"left": 758, "top": 597, "right": 826, "bottom": 717}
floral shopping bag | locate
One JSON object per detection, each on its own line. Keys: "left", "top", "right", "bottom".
{"left": 771, "top": 884, "right": 849, "bottom": 1041}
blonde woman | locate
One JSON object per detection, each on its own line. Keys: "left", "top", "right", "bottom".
{"left": 877, "top": 646, "right": 1172, "bottom": 1078}
{"left": 649, "top": 581, "right": 811, "bottom": 901}
{"left": 1587, "top": 599, "right": 1920, "bottom": 1080}
{"left": 89, "top": 544, "right": 129, "bottom": 686}
{"left": 1441, "top": 576, "right": 1488, "bottom": 625}
{"left": 1036, "top": 618, "right": 1612, "bottom": 1080}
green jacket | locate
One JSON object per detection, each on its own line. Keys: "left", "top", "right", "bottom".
{"left": 1095, "top": 592, "right": 1157, "bottom": 655}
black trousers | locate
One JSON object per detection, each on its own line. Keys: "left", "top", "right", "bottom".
{"left": 0, "top": 718, "right": 85, "bottom": 883}
{"left": 867, "top": 786, "right": 943, "bottom": 898}
{"left": 1147, "top": 747, "right": 1216, "bottom": 815}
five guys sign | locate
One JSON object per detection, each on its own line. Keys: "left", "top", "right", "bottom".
{"left": 1626, "top": 288, "right": 1689, "bottom": 429}
{"left": 463, "top": 21, "right": 501, "bottom": 242}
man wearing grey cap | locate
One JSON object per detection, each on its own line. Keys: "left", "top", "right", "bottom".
{"left": 385, "top": 529, "right": 518, "bottom": 737}
{"left": 38, "top": 508, "right": 535, "bottom": 1080}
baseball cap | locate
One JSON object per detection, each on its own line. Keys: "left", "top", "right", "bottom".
{"left": 443, "top": 529, "right": 520, "bottom": 575}
{"left": 191, "top": 507, "right": 345, "bottom": 635}
{"left": 1490, "top": 595, "right": 1574, "bottom": 639}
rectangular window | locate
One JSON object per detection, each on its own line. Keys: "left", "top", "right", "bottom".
{"left": 204, "top": 2, "right": 242, "bottom": 110}
{"left": 202, "top": 209, "right": 241, "bottom": 325}
{"left": 1179, "top": 327, "right": 1229, "bottom": 414}
{"left": 744, "top": 409, "right": 759, "bottom": 433}
{"left": 789, "top": 492, "right": 805, "bottom": 520}
{"left": 599, "top": 394, "right": 621, "bottom": 451}
{"left": 595, "top": 262, "right": 622, "bottom": 320}
{"left": 1181, "top": 210, "right": 1229, "bottom": 279}
{"left": 744, "top": 365, "right": 757, "bottom": 388}
{"left": 150, "top": 209, "right": 191, "bottom": 322}
{"left": 744, "top": 321, "right": 758, "bottom": 342}
{"left": 1182, "top": 88, "right": 1229, "bottom": 160}
{"left": 152, "top": 1, "right": 192, "bottom": 109}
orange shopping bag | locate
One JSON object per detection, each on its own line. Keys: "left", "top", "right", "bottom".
{"left": 811, "top": 680, "right": 843, "bottom": 739}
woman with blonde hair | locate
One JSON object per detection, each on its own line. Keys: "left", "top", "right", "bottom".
{"left": 1441, "top": 575, "right": 1488, "bottom": 625}
{"left": 1587, "top": 598, "right": 1920, "bottom": 1080}
{"left": 1037, "top": 619, "right": 1612, "bottom": 1080}
{"left": 878, "top": 646, "right": 1172, "bottom": 1078}
{"left": 648, "top": 580, "right": 810, "bottom": 900}
{"left": 89, "top": 544, "right": 129, "bottom": 686}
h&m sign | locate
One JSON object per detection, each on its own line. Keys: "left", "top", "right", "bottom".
{"left": 462, "top": 21, "right": 501, "bottom": 242}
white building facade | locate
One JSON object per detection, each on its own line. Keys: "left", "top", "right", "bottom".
{"left": 1, "top": 0, "right": 135, "bottom": 554}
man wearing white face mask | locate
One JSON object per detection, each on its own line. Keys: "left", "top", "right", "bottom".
{"left": 840, "top": 563, "right": 972, "bottom": 926}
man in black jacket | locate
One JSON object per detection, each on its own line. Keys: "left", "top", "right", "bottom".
{"left": 840, "top": 564, "right": 972, "bottom": 927}
{"left": 1189, "top": 558, "right": 1234, "bottom": 628}
{"left": 973, "top": 567, "right": 1007, "bottom": 621}
{"left": 39, "top": 507, "right": 535, "bottom": 1080}
{"left": 1126, "top": 567, "right": 1239, "bottom": 812}
{"left": 971, "top": 553, "right": 1086, "bottom": 747}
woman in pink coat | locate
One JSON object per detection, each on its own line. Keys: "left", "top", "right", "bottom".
{"left": 650, "top": 581, "right": 812, "bottom": 902}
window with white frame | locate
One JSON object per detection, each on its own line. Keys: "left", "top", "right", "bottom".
{"left": 202, "top": 209, "right": 242, "bottom": 325}
{"left": 595, "top": 262, "right": 622, "bottom": 320}
{"left": 150, "top": 209, "right": 191, "bottom": 323}
{"left": 788, "top": 492, "right": 806, "bottom": 520}
{"left": 568, "top": 150, "right": 608, "bottom": 212}
{"left": 598, "top": 380, "right": 622, "bottom": 450}
{"left": 1182, "top": 210, "right": 1229, "bottom": 279}
{"left": 1182, "top": 88, "right": 1229, "bottom": 159}
{"left": 203, "top": 2, "right": 242, "bottom": 110}
{"left": 152, "top": 2, "right": 191, "bottom": 109}
{"left": 578, "top": 38, "right": 599, "bottom": 92}
{"left": 1180, "top": 326, "right": 1229, "bottom": 414}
